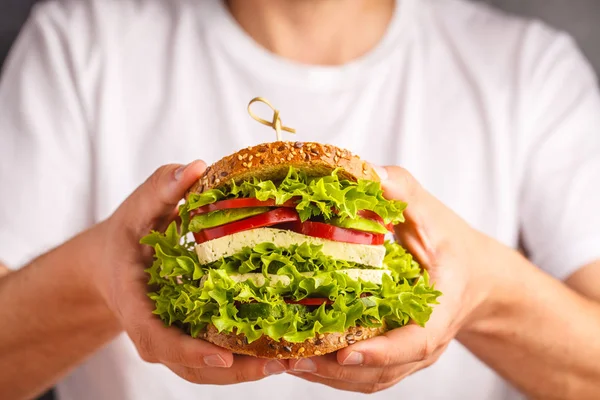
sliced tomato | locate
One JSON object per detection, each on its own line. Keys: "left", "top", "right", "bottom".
{"left": 193, "top": 208, "right": 300, "bottom": 243}
{"left": 192, "top": 197, "right": 299, "bottom": 215}
{"left": 285, "top": 298, "right": 333, "bottom": 306}
{"left": 290, "top": 220, "right": 385, "bottom": 245}
{"left": 357, "top": 210, "right": 394, "bottom": 232}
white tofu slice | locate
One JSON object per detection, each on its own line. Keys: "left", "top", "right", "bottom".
{"left": 215, "top": 269, "right": 391, "bottom": 287}
{"left": 195, "top": 227, "right": 385, "bottom": 267}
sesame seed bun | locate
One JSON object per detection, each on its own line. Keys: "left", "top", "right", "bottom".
{"left": 189, "top": 141, "right": 385, "bottom": 358}
{"left": 201, "top": 324, "right": 387, "bottom": 359}
{"left": 188, "top": 141, "right": 380, "bottom": 195}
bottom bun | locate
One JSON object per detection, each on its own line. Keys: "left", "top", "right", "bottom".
{"left": 200, "top": 324, "right": 387, "bottom": 359}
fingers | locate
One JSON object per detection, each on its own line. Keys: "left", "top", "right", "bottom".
{"left": 373, "top": 165, "right": 424, "bottom": 207}
{"left": 288, "top": 338, "right": 447, "bottom": 390}
{"left": 167, "top": 356, "right": 287, "bottom": 385}
{"left": 117, "top": 265, "right": 234, "bottom": 369}
{"left": 129, "top": 315, "right": 234, "bottom": 369}
{"left": 289, "top": 354, "right": 417, "bottom": 386}
{"left": 115, "top": 160, "right": 207, "bottom": 236}
{"left": 337, "top": 324, "right": 440, "bottom": 368}
{"left": 289, "top": 371, "right": 400, "bottom": 394}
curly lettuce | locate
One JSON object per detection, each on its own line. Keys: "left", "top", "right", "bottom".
{"left": 141, "top": 222, "right": 441, "bottom": 343}
{"left": 179, "top": 167, "right": 407, "bottom": 227}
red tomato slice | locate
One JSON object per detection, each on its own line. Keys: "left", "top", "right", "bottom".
{"left": 291, "top": 220, "right": 385, "bottom": 245}
{"left": 193, "top": 208, "right": 300, "bottom": 243}
{"left": 285, "top": 298, "right": 333, "bottom": 306}
{"left": 357, "top": 210, "right": 394, "bottom": 232}
{"left": 192, "top": 197, "right": 299, "bottom": 215}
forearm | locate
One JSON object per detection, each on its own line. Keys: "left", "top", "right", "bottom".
{"left": 0, "top": 227, "right": 121, "bottom": 400}
{"left": 458, "top": 240, "right": 600, "bottom": 399}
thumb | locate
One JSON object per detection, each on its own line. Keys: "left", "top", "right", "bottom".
{"left": 371, "top": 164, "right": 441, "bottom": 268}
{"left": 372, "top": 165, "right": 425, "bottom": 208}
{"left": 116, "top": 160, "right": 207, "bottom": 235}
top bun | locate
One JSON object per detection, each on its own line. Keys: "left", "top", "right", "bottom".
{"left": 188, "top": 141, "right": 380, "bottom": 195}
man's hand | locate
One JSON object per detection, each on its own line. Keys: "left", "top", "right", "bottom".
{"left": 288, "top": 165, "right": 491, "bottom": 393}
{"left": 92, "top": 161, "right": 287, "bottom": 383}
{"left": 288, "top": 165, "right": 600, "bottom": 398}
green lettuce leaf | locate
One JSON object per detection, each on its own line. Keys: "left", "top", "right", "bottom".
{"left": 142, "top": 221, "right": 442, "bottom": 343}
{"left": 179, "top": 167, "right": 407, "bottom": 228}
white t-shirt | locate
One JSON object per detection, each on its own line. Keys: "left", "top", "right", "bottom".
{"left": 1, "top": 0, "right": 600, "bottom": 399}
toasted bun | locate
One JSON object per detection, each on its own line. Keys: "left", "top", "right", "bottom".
{"left": 191, "top": 143, "right": 383, "bottom": 357}
{"left": 200, "top": 324, "right": 387, "bottom": 359}
{"left": 188, "top": 141, "right": 380, "bottom": 195}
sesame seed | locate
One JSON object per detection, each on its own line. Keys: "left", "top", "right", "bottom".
{"left": 314, "top": 350, "right": 322, "bottom": 356}
{"left": 276, "top": 354, "right": 283, "bottom": 359}
{"left": 242, "top": 154, "right": 248, "bottom": 159}
{"left": 280, "top": 158, "right": 284, "bottom": 163}
{"left": 247, "top": 161, "right": 253, "bottom": 167}
{"left": 236, "top": 339, "right": 242, "bottom": 345}
{"left": 338, "top": 337, "right": 345, "bottom": 343}
{"left": 283, "top": 346, "right": 292, "bottom": 353}
{"left": 238, "top": 155, "right": 243, "bottom": 161}
{"left": 298, "top": 347, "right": 305, "bottom": 353}
{"left": 334, "top": 156, "right": 339, "bottom": 163}
{"left": 248, "top": 155, "right": 254, "bottom": 161}
{"left": 325, "top": 152, "right": 332, "bottom": 158}
{"left": 215, "top": 178, "right": 220, "bottom": 184}
{"left": 243, "top": 162, "right": 248, "bottom": 167}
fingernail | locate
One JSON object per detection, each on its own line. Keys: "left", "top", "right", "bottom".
{"left": 204, "top": 354, "right": 227, "bottom": 367}
{"left": 174, "top": 164, "right": 187, "bottom": 181}
{"left": 292, "top": 358, "right": 316, "bottom": 372}
{"left": 264, "top": 360, "right": 287, "bottom": 375}
{"left": 341, "top": 351, "right": 364, "bottom": 366}
{"left": 372, "top": 165, "right": 388, "bottom": 181}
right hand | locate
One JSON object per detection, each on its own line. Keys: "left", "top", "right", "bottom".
{"left": 90, "top": 161, "right": 288, "bottom": 383}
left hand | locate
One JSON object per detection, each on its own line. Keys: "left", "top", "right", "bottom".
{"left": 288, "top": 165, "right": 497, "bottom": 393}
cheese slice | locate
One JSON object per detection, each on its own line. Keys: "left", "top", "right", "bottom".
{"left": 195, "top": 227, "right": 386, "bottom": 267}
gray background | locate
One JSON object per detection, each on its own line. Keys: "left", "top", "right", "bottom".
{"left": 0, "top": 1, "right": 598, "bottom": 400}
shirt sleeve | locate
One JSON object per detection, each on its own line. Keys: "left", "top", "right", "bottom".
{"left": 518, "top": 26, "right": 600, "bottom": 281}
{"left": 0, "top": 3, "right": 94, "bottom": 270}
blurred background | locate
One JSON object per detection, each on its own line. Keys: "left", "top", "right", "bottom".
{"left": 1, "top": 0, "right": 600, "bottom": 77}
{"left": 0, "top": 1, "right": 598, "bottom": 400}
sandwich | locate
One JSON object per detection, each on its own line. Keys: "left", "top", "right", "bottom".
{"left": 141, "top": 141, "right": 441, "bottom": 359}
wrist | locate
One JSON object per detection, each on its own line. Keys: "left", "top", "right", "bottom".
{"left": 61, "top": 223, "right": 122, "bottom": 332}
{"left": 457, "top": 235, "right": 526, "bottom": 337}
